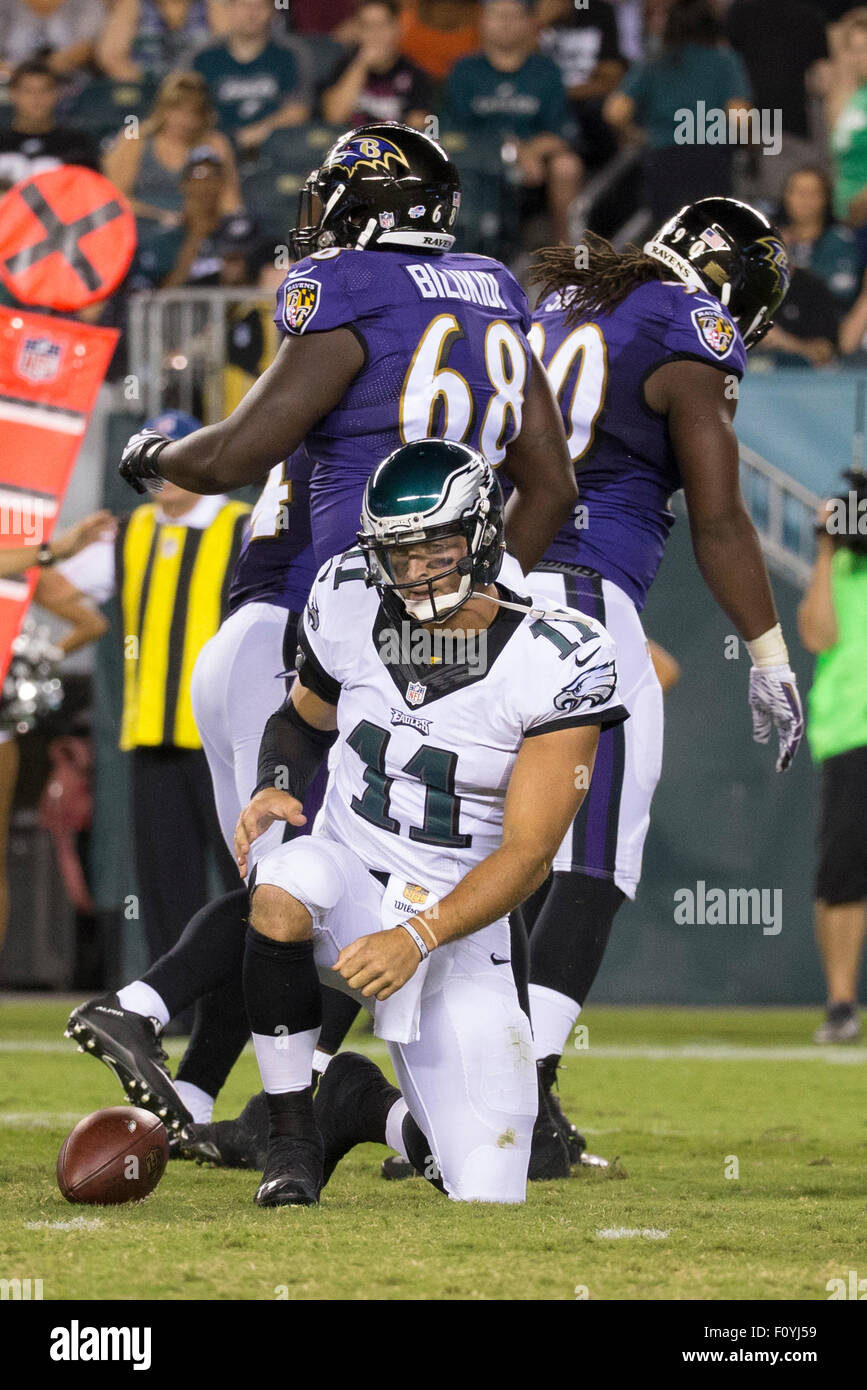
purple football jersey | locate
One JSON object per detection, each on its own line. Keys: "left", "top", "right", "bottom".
{"left": 529, "top": 279, "right": 747, "bottom": 609}
{"left": 274, "top": 246, "right": 532, "bottom": 563}
{"left": 228, "top": 446, "right": 317, "bottom": 615}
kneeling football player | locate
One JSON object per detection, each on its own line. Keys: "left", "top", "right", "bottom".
{"left": 234, "top": 439, "right": 628, "bottom": 1206}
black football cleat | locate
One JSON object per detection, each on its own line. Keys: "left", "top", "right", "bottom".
{"left": 254, "top": 1133, "right": 323, "bottom": 1208}
{"left": 528, "top": 1083, "right": 572, "bottom": 1180}
{"left": 65, "top": 992, "right": 192, "bottom": 1138}
{"left": 538, "top": 1054, "right": 587, "bottom": 1166}
{"left": 180, "top": 1090, "right": 270, "bottom": 1169}
{"left": 313, "top": 1052, "right": 401, "bottom": 1187}
{"left": 380, "top": 1154, "right": 418, "bottom": 1180}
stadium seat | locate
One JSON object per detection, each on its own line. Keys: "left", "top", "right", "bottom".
{"left": 242, "top": 124, "right": 344, "bottom": 243}
{"left": 295, "top": 33, "right": 349, "bottom": 90}
{"left": 61, "top": 77, "right": 160, "bottom": 149}
{"left": 438, "top": 128, "right": 507, "bottom": 258}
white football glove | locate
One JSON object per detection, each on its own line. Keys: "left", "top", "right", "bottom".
{"left": 748, "top": 665, "right": 804, "bottom": 772}
{"left": 119, "top": 429, "right": 171, "bottom": 495}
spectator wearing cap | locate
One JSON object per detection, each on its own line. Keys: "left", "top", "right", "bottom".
{"left": 0, "top": 0, "right": 106, "bottom": 81}
{"left": 321, "top": 0, "right": 433, "bottom": 130}
{"left": 97, "top": 0, "right": 213, "bottom": 83}
{"left": 603, "top": 0, "right": 752, "bottom": 223}
{"left": 535, "top": 0, "right": 626, "bottom": 168}
{"left": 399, "top": 2, "right": 481, "bottom": 83}
{"left": 0, "top": 60, "right": 99, "bottom": 194}
{"left": 193, "top": 0, "right": 310, "bottom": 152}
{"left": 131, "top": 148, "right": 249, "bottom": 288}
{"left": 445, "top": 0, "right": 582, "bottom": 244}
{"left": 103, "top": 70, "right": 241, "bottom": 231}
{"left": 55, "top": 413, "right": 249, "bottom": 978}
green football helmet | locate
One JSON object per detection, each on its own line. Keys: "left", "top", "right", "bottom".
{"left": 357, "top": 440, "right": 504, "bottom": 623}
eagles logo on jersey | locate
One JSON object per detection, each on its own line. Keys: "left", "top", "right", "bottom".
{"left": 691, "top": 306, "right": 735, "bottom": 358}
{"left": 553, "top": 659, "right": 618, "bottom": 714}
{"left": 326, "top": 135, "right": 410, "bottom": 179}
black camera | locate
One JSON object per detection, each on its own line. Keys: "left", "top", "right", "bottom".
{"left": 821, "top": 469, "right": 867, "bottom": 556}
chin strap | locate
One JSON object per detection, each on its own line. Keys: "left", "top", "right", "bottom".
{"left": 469, "top": 589, "right": 595, "bottom": 626}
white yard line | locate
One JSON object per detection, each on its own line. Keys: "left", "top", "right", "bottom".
{"left": 2, "top": 1039, "right": 865, "bottom": 1062}
{"left": 596, "top": 1228, "right": 670, "bottom": 1239}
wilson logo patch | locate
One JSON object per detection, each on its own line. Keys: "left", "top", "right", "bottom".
{"left": 691, "top": 306, "right": 735, "bottom": 358}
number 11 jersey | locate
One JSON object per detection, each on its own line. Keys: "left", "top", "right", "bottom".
{"left": 295, "top": 550, "right": 629, "bottom": 896}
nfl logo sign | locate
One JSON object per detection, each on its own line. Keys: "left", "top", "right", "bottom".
{"left": 405, "top": 680, "right": 426, "bottom": 708}
{"left": 378, "top": 211, "right": 395, "bottom": 229}
{"left": 16, "top": 336, "right": 62, "bottom": 383}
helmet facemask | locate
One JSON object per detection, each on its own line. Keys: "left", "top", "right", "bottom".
{"left": 363, "top": 523, "right": 475, "bottom": 624}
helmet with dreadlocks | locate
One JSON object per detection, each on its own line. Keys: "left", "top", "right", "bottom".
{"left": 644, "top": 197, "right": 790, "bottom": 349}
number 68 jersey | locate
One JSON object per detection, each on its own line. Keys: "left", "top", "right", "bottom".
{"left": 295, "top": 551, "right": 630, "bottom": 896}
{"left": 274, "top": 246, "right": 533, "bottom": 564}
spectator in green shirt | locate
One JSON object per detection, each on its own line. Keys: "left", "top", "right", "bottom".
{"left": 194, "top": 0, "right": 310, "bottom": 153}
{"left": 778, "top": 166, "right": 862, "bottom": 308}
{"left": 798, "top": 486, "right": 867, "bottom": 1043}
{"left": 604, "top": 0, "right": 751, "bottom": 222}
{"left": 829, "top": 9, "right": 867, "bottom": 226}
{"left": 444, "top": 0, "right": 582, "bottom": 243}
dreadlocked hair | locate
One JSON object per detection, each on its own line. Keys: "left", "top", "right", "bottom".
{"left": 531, "top": 232, "right": 670, "bottom": 322}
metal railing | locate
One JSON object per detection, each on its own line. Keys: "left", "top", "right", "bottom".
{"left": 566, "top": 144, "right": 645, "bottom": 246}
{"left": 738, "top": 445, "right": 821, "bottom": 588}
{"left": 127, "top": 287, "right": 278, "bottom": 422}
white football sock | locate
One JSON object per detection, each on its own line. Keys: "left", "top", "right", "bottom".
{"left": 174, "top": 1081, "right": 214, "bottom": 1124}
{"left": 252, "top": 1025, "right": 321, "bottom": 1094}
{"left": 384, "top": 1097, "right": 410, "bottom": 1159}
{"left": 312, "top": 1048, "right": 333, "bottom": 1076}
{"left": 529, "top": 984, "right": 581, "bottom": 1062}
{"left": 117, "top": 981, "right": 170, "bottom": 1027}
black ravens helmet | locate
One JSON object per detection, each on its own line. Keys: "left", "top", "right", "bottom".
{"left": 357, "top": 440, "right": 504, "bottom": 623}
{"left": 290, "top": 122, "right": 461, "bottom": 260}
{"left": 644, "top": 197, "right": 791, "bottom": 349}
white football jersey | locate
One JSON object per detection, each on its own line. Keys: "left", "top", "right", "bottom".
{"left": 297, "top": 549, "right": 629, "bottom": 895}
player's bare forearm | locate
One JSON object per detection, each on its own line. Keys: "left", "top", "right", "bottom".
{"left": 689, "top": 507, "right": 778, "bottom": 640}
{"left": 409, "top": 723, "right": 599, "bottom": 949}
{"left": 657, "top": 359, "right": 779, "bottom": 640}
{"left": 503, "top": 354, "right": 576, "bottom": 571}
{"left": 155, "top": 330, "right": 365, "bottom": 492}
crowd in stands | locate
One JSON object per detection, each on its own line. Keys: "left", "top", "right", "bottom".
{"left": 5, "top": 0, "right": 867, "bottom": 365}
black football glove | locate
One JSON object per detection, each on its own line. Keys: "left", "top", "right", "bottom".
{"left": 119, "top": 429, "right": 173, "bottom": 495}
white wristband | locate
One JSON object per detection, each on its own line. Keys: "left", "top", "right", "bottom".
{"left": 745, "top": 623, "right": 789, "bottom": 669}
{"left": 399, "top": 922, "right": 429, "bottom": 961}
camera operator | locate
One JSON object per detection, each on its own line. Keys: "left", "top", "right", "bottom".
{"left": 798, "top": 470, "right": 867, "bottom": 1043}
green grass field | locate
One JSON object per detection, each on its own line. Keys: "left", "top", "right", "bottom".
{"left": 1, "top": 999, "right": 864, "bottom": 1301}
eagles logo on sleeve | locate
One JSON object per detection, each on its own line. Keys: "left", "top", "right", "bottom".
{"left": 305, "top": 591, "right": 320, "bottom": 630}
{"left": 282, "top": 278, "right": 321, "bottom": 334}
{"left": 553, "top": 659, "right": 618, "bottom": 714}
{"left": 691, "top": 305, "right": 736, "bottom": 358}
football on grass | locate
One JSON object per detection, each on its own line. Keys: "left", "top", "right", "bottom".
{"left": 57, "top": 1107, "right": 169, "bottom": 1205}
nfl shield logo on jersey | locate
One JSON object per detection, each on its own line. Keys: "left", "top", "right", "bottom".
{"left": 378, "top": 211, "right": 395, "bottom": 229}
{"left": 283, "top": 278, "right": 320, "bottom": 333}
{"left": 405, "top": 680, "right": 426, "bottom": 707}
{"left": 16, "top": 336, "right": 62, "bottom": 383}
{"left": 691, "top": 306, "right": 735, "bottom": 358}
